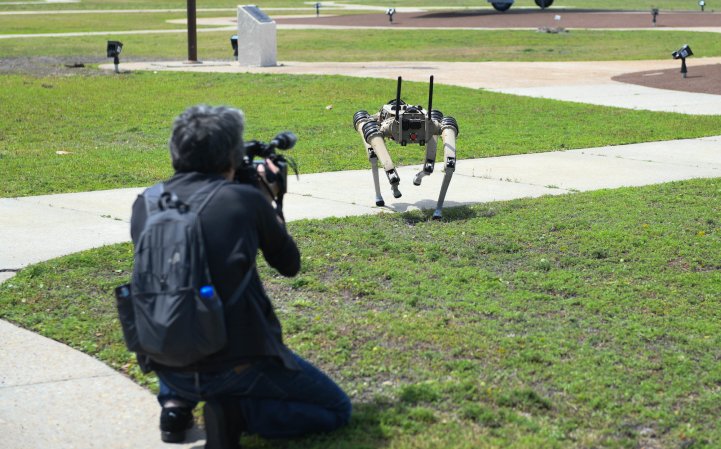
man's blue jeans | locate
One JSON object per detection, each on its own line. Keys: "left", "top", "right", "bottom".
{"left": 157, "top": 353, "right": 351, "bottom": 438}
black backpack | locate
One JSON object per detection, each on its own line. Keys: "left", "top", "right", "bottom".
{"left": 115, "top": 180, "right": 252, "bottom": 368}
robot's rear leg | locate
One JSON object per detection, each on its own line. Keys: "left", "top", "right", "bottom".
{"left": 434, "top": 117, "right": 459, "bottom": 220}
{"left": 433, "top": 158, "right": 455, "bottom": 220}
{"left": 367, "top": 148, "right": 385, "bottom": 206}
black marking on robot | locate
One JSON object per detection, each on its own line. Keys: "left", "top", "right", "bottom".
{"left": 387, "top": 170, "right": 400, "bottom": 184}
{"left": 424, "top": 159, "right": 435, "bottom": 174}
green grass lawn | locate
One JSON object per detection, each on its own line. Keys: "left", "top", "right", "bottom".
{"left": 277, "top": 29, "right": 721, "bottom": 62}
{"left": 2, "top": 178, "right": 719, "bottom": 448}
{"left": 0, "top": 11, "right": 232, "bottom": 35}
{"left": 3, "top": 28, "right": 720, "bottom": 62}
{"left": 3, "top": 72, "right": 721, "bottom": 198}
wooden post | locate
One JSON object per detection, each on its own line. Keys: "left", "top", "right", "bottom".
{"left": 187, "top": 0, "right": 198, "bottom": 62}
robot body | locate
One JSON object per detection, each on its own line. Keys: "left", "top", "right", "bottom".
{"left": 353, "top": 76, "right": 459, "bottom": 219}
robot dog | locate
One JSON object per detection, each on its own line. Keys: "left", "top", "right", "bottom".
{"left": 353, "top": 76, "right": 459, "bottom": 219}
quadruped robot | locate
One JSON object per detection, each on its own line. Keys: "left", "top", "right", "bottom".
{"left": 353, "top": 76, "right": 459, "bottom": 219}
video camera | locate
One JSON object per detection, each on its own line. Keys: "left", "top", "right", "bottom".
{"left": 235, "top": 131, "right": 298, "bottom": 218}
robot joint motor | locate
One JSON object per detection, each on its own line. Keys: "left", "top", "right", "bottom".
{"left": 424, "top": 159, "right": 435, "bottom": 174}
{"left": 386, "top": 170, "right": 400, "bottom": 185}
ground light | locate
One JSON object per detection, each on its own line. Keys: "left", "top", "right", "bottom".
{"left": 230, "top": 35, "right": 238, "bottom": 61}
{"left": 672, "top": 44, "right": 693, "bottom": 78}
{"left": 106, "top": 40, "right": 123, "bottom": 74}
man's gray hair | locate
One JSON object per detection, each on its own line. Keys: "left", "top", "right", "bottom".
{"left": 169, "top": 105, "right": 245, "bottom": 174}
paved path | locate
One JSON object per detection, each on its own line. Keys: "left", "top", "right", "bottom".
{"left": 113, "top": 58, "right": 721, "bottom": 115}
{"left": 4, "top": 52, "right": 721, "bottom": 448}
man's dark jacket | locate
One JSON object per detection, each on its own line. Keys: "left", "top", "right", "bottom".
{"left": 130, "top": 172, "right": 301, "bottom": 372}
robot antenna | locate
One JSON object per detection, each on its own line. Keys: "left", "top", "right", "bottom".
{"left": 395, "top": 76, "right": 402, "bottom": 123}
{"left": 427, "top": 75, "right": 434, "bottom": 120}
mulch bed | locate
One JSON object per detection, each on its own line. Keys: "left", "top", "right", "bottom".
{"left": 612, "top": 63, "right": 721, "bottom": 95}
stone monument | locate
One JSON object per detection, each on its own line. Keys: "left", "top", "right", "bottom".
{"left": 236, "top": 5, "right": 276, "bottom": 67}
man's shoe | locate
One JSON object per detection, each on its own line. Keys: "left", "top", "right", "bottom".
{"left": 160, "top": 406, "right": 194, "bottom": 443}
{"left": 203, "top": 400, "right": 243, "bottom": 449}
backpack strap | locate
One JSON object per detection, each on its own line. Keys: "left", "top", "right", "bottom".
{"left": 144, "top": 178, "right": 249, "bottom": 306}
{"left": 225, "top": 261, "right": 256, "bottom": 308}
{"left": 192, "top": 180, "right": 254, "bottom": 308}
{"left": 143, "top": 183, "right": 165, "bottom": 216}
{"left": 144, "top": 179, "right": 227, "bottom": 216}
{"left": 187, "top": 180, "right": 228, "bottom": 214}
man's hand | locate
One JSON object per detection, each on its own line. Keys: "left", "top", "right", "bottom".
{"left": 256, "top": 158, "right": 282, "bottom": 206}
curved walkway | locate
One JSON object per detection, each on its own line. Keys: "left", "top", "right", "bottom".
{"left": 113, "top": 58, "right": 721, "bottom": 115}
{"left": 4, "top": 56, "right": 721, "bottom": 448}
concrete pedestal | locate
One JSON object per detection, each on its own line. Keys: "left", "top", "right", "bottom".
{"left": 236, "top": 5, "right": 276, "bottom": 67}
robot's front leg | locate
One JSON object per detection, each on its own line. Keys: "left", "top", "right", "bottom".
{"left": 371, "top": 136, "right": 402, "bottom": 199}
{"left": 434, "top": 117, "right": 459, "bottom": 220}
{"left": 367, "top": 147, "right": 385, "bottom": 206}
{"left": 354, "top": 111, "right": 402, "bottom": 200}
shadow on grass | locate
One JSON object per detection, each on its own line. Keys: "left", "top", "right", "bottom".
{"left": 230, "top": 401, "right": 393, "bottom": 449}
{"left": 399, "top": 204, "right": 492, "bottom": 224}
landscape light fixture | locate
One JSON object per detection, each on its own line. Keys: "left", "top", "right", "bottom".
{"left": 699, "top": 0, "right": 705, "bottom": 11}
{"left": 672, "top": 44, "right": 693, "bottom": 78}
{"left": 386, "top": 8, "right": 396, "bottom": 23}
{"left": 315, "top": 2, "right": 321, "bottom": 17}
{"left": 651, "top": 8, "right": 659, "bottom": 26}
{"left": 230, "top": 34, "right": 238, "bottom": 61}
{"left": 106, "top": 40, "right": 123, "bottom": 74}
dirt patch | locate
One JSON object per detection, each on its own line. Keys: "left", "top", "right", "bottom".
{"left": 613, "top": 63, "right": 721, "bottom": 95}
{"left": 277, "top": 9, "right": 721, "bottom": 29}
{"left": 0, "top": 56, "right": 180, "bottom": 77}
{"left": 0, "top": 56, "right": 108, "bottom": 77}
